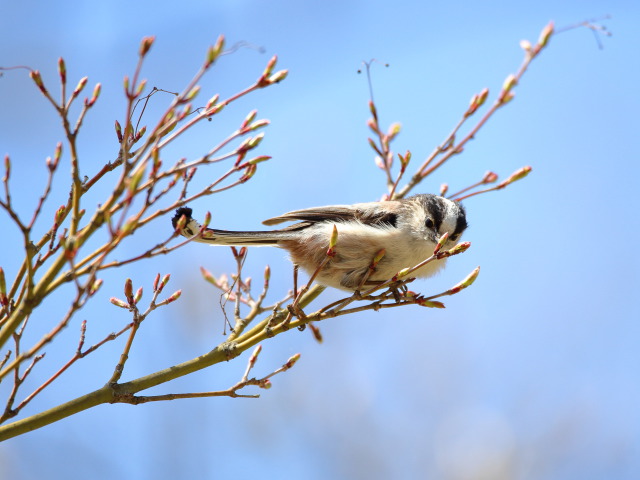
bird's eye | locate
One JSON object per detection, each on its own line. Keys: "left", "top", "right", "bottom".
{"left": 425, "top": 218, "right": 435, "bottom": 229}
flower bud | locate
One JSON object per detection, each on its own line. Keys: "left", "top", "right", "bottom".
{"left": 520, "top": 39, "right": 532, "bottom": 52}
{"left": 0, "top": 267, "right": 6, "bottom": 298}
{"left": 174, "top": 212, "right": 187, "bottom": 231}
{"left": 502, "top": 74, "right": 517, "bottom": 93}
{"left": 114, "top": 120, "right": 123, "bottom": 142}
{"left": 202, "top": 211, "right": 212, "bottom": 229}
{"left": 30, "top": 70, "right": 47, "bottom": 94}
{"left": 248, "top": 155, "right": 271, "bottom": 165}
{"left": 58, "top": 57, "right": 66, "bottom": 85}
{"left": 327, "top": 225, "right": 339, "bottom": 256}
{"left": 433, "top": 232, "right": 449, "bottom": 255}
{"left": 262, "top": 55, "right": 278, "bottom": 78}
{"left": 110, "top": 297, "right": 129, "bottom": 309}
{"left": 89, "top": 278, "right": 103, "bottom": 296}
{"left": 538, "top": 21, "right": 554, "bottom": 48}
{"left": 450, "top": 266, "right": 480, "bottom": 294}
{"left": 249, "top": 344, "right": 262, "bottom": 368}
{"left": 387, "top": 122, "right": 401, "bottom": 141}
{"left": 260, "top": 379, "right": 272, "bottom": 389}
{"left": 124, "top": 278, "right": 133, "bottom": 301}
{"left": 417, "top": 299, "right": 446, "bottom": 308}
{"left": 134, "top": 287, "right": 143, "bottom": 304}
{"left": 71, "top": 76, "right": 88, "bottom": 100}
{"left": 372, "top": 249, "right": 386, "bottom": 267}
{"left": 200, "top": 267, "right": 217, "bottom": 285}
{"left": 139, "top": 36, "right": 155, "bottom": 56}
{"left": 164, "top": 290, "right": 182, "bottom": 304}
{"left": 186, "top": 85, "right": 200, "bottom": 101}
{"left": 482, "top": 171, "right": 498, "bottom": 183}
{"left": 285, "top": 353, "right": 301, "bottom": 369}
{"left": 205, "top": 35, "right": 225, "bottom": 67}
{"left": 268, "top": 69, "right": 288, "bottom": 84}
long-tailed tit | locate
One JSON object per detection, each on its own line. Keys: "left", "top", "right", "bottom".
{"left": 172, "top": 194, "right": 467, "bottom": 290}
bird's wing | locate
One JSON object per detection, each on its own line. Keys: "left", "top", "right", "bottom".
{"left": 262, "top": 201, "right": 403, "bottom": 227}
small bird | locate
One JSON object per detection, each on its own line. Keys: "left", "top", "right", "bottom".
{"left": 172, "top": 194, "right": 467, "bottom": 290}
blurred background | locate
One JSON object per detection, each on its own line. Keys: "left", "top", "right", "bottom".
{"left": 1, "top": 1, "right": 638, "bottom": 479}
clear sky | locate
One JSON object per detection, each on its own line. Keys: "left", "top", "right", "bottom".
{"left": 1, "top": 1, "right": 639, "bottom": 479}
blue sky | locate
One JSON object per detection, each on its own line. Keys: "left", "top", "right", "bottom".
{"left": 1, "top": 1, "right": 639, "bottom": 479}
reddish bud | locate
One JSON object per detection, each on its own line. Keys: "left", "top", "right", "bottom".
{"left": 440, "top": 183, "right": 448, "bottom": 196}
{"left": 71, "top": 76, "right": 88, "bottom": 100}
{"left": 309, "top": 323, "right": 323, "bottom": 343}
{"left": 264, "top": 265, "right": 271, "bottom": 281}
{"left": 114, "top": 120, "right": 123, "bottom": 142}
{"left": 248, "top": 344, "right": 262, "bottom": 368}
{"left": 538, "top": 21, "right": 554, "bottom": 48}
{"left": 367, "top": 118, "right": 379, "bottom": 134}
{"left": 246, "top": 119, "right": 270, "bottom": 132}
{"left": 57, "top": 57, "right": 66, "bottom": 84}
{"left": 369, "top": 100, "right": 378, "bottom": 120}
{"left": 268, "top": 69, "right": 288, "bottom": 84}
{"left": 186, "top": 85, "right": 200, "bottom": 101}
{"left": 124, "top": 278, "right": 133, "bottom": 302}
{"left": 0, "top": 267, "right": 6, "bottom": 298}
{"left": 202, "top": 211, "right": 212, "bottom": 229}
{"left": 502, "top": 74, "right": 517, "bottom": 94}
{"left": 241, "top": 109, "right": 258, "bottom": 129}
{"left": 262, "top": 55, "right": 278, "bottom": 78}
{"left": 284, "top": 353, "right": 301, "bottom": 369}
{"left": 260, "top": 379, "right": 272, "bottom": 389}
{"left": 327, "top": 225, "right": 339, "bottom": 255}
{"left": 110, "top": 297, "right": 129, "bottom": 309}
{"left": 3, "top": 155, "right": 10, "bottom": 182}
{"left": 417, "top": 299, "right": 446, "bottom": 308}
{"left": 498, "top": 165, "right": 532, "bottom": 188}
{"left": 387, "top": 122, "right": 401, "bottom": 141}
{"left": 240, "top": 164, "right": 257, "bottom": 183}
{"left": 451, "top": 266, "right": 480, "bottom": 293}
{"left": 483, "top": 171, "right": 499, "bottom": 183}
{"left": 85, "top": 83, "right": 102, "bottom": 107}
{"left": 153, "top": 273, "right": 161, "bottom": 292}
{"left": 174, "top": 213, "right": 188, "bottom": 231}
{"left": 520, "top": 39, "right": 533, "bottom": 53}
{"left": 205, "top": 94, "right": 220, "bottom": 110}
{"left": 201, "top": 267, "right": 216, "bottom": 285}
{"left": 501, "top": 92, "right": 515, "bottom": 104}
{"left": 165, "top": 290, "right": 182, "bottom": 304}
{"left": 395, "top": 267, "right": 411, "bottom": 280}
{"left": 139, "top": 36, "right": 155, "bottom": 56}
{"left": 205, "top": 35, "right": 225, "bottom": 67}
{"left": 29, "top": 70, "right": 47, "bottom": 94}
{"left": 248, "top": 155, "right": 271, "bottom": 165}
{"left": 433, "top": 232, "right": 449, "bottom": 255}
{"left": 134, "top": 287, "right": 143, "bottom": 304}
{"left": 372, "top": 248, "right": 386, "bottom": 267}
{"left": 54, "top": 205, "right": 66, "bottom": 224}
{"left": 89, "top": 278, "right": 103, "bottom": 296}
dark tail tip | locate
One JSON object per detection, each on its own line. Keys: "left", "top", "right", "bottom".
{"left": 172, "top": 207, "right": 193, "bottom": 229}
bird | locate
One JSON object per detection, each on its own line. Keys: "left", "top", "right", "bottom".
{"left": 172, "top": 194, "right": 467, "bottom": 290}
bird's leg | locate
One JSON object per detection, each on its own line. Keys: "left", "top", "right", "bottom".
{"left": 293, "top": 264, "right": 299, "bottom": 298}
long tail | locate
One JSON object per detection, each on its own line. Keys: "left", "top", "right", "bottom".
{"left": 172, "top": 207, "right": 294, "bottom": 246}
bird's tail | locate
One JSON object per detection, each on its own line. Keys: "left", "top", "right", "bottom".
{"left": 171, "top": 207, "right": 294, "bottom": 246}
